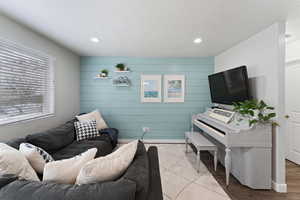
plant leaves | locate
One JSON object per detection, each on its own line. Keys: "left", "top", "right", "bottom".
{"left": 268, "top": 113, "right": 276, "bottom": 118}
{"left": 249, "top": 119, "right": 258, "bottom": 126}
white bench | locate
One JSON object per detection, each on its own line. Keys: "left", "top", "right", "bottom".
{"left": 185, "top": 132, "right": 218, "bottom": 172}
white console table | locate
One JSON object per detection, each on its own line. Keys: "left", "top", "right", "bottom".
{"left": 192, "top": 110, "right": 272, "bottom": 189}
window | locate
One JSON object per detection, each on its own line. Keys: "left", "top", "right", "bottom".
{"left": 0, "top": 39, "right": 55, "bottom": 125}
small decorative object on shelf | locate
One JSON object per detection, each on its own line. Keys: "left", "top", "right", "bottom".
{"left": 233, "top": 99, "right": 278, "bottom": 127}
{"left": 95, "top": 69, "right": 110, "bottom": 79}
{"left": 100, "top": 69, "right": 109, "bottom": 77}
{"left": 113, "top": 76, "right": 131, "bottom": 87}
{"left": 115, "top": 63, "right": 130, "bottom": 72}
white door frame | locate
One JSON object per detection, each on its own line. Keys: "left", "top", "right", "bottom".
{"left": 285, "top": 59, "right": 300, "bottom": 162}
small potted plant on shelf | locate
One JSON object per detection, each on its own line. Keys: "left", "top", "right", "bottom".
{"left": 99, "top": 69, "right": 109, "bottom": 78}
{"left": 233, "top": 99, "right": 278, "bottom": 127}
{"left": 115, "top": 63, "right": 128, "bottom": 71}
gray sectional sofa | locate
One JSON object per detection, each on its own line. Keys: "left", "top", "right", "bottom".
{"left": 0, "top": 119, "right": 163, "bottom": 200}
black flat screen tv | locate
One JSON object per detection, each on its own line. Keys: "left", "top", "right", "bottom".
{"left": 208, "top": 66, "right": 251, "bottom": 105}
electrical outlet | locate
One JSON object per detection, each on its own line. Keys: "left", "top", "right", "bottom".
{"left": 142, "top": 127, "right": 150, "bottom": 133}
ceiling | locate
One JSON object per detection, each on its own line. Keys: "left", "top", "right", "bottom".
{"left": 286, "top": 0, "right": 300, "bottom": 43}
{"left": 0, "top": 0, "right": 293, "bottom": 57}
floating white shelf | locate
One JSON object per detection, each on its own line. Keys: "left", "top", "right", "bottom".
{"left": 114, "top": 70, "right": 131, "bottom": 73}
{"left": 94, "top": 76, "right": 111, "bottom": 80}
{"left": 113, "top": 84, "right": 130, "bottom": 87}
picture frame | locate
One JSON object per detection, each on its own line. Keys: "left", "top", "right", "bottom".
{"left": 164, "top": 75, "right": 185, "bottom": 102}
{"left": 141, "top": 75, "right": 162, "bottom": 103}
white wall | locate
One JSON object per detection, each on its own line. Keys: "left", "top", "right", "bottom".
{"left": 0, "top": 14, "right": 80, "bottom": 140}
{"left": 286, "top": 40, "right": 300, "bottom": 63}
{"left": 215, "top": 23, "right": 287, "bottom": 192}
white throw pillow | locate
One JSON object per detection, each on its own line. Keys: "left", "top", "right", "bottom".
{"left": 76, "top": 140, "right": 138, "bottom": 185}
{"left": 19, "top": 143, "right": 54, "bottom": 174}
{"left": 76, "top": 110, "right": 108, "bottom": 130}
{"left": 43, "top": 148, "right": 97, "bottom": 184}
{"left": 0, "top": 143, "right": 39, "bottom": 181}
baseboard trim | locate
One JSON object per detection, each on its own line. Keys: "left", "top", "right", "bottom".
{"left": 272, "top": 181, "right": 287, "bottom": 193}
{"left": 118, "top": 139, "right": 185, "bottom": 144}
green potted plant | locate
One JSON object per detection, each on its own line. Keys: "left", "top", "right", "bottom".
{"left": 115, "top": 63, "right": 126, "bottom": 71}
{"left": 100, "top": 69, "right": 109, "bottom": 77}
{"left": 233, "top": 100, "right": 278, "bottom": 127}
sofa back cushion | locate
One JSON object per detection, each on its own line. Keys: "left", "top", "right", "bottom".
{"left": 5, "top": 138, "right": 26, "bottom": 150}
{"left": 122, "top": 141, "right": 149, "bottom": 200}
{"left": 0, "top": 178, "right": 136, "bottom": 200}
{"left": 26, "top": 120, "right": 76, "bottom": 152}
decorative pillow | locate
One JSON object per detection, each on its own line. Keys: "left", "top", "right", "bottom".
{"left": 76, "top": 140, "right": 138, "bottom": 185}
{"left": 0, "top": 143, "right": 39, "bottom": 181}
{"left": 19, "top": 143, "right": 54, "bottom": 174}
{"left": 74, "top": 120, "right": 99, "bottom": 141}
{"left": 43, "top": 148, "right": 97, "bottom": 184}
{"left": 76, "top": 110, "right": 108, "bottom": 130}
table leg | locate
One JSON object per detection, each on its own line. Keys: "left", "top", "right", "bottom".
{"left": 185, "top": 137, "right": 188, "bottom": 153}
{"left": 197, "top": 150, "right": 200, "bottom": 173}
{"left": 225, "top": 148, "right": 231, "bottom": 186}
{"left": 214, "top": 149, "right": 218, "bottom": 171}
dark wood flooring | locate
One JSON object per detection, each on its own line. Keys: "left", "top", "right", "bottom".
{"left": 201, "top": 151, "right": 300, "bottom": 200}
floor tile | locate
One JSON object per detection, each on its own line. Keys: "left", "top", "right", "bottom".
{"left": 151, "top": 143, "right": 231, "bottom": 200}
{"left": 176, "top": 182, "right": 231, "bottom": 200}
{"left": 195, "top": 173, "right": 229, "bottom": 197}
{"left": 160, "top": 170, "right": 191, "bottom": 199}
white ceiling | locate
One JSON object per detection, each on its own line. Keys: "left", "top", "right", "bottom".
{"left": 286, "top": 0, "right": 300, "bottom": 43}
{"left": 0, "top": 0, "right": 292, "bottom": 57}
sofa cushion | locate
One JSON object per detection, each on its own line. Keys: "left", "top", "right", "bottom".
{"left": 122, "top": 141, "right": 149, "bottom": 200}
{"left": 5, "top": 138, "right": 26, "bottom": 150}
{"left": 19, "top": 143, "right": 54, "bottom": 174}
{"left": 25, "top": 120, "right": 76, "bottom": 152}
{"left": 100, "top": 128, "right": 119, "bottom": 148}
{"left": 0, "top": 178, "right": 136, "bottom": 200}
{"left": 74, "top": 120, "right": 99, "bottom": 141}
{"left": 76, "top": 140, "right": 138, "bottom": 184}
{"left": 43, "top": 148, "right": 97, "bottom": 184}
{"left": 51, "top": 135, "right": 113, "bottom": 160}
{"left": 0, "top": 143, "right": 40, "bottom": 182}
{"left": 0, "top": 174, "right": 17, "bottom": 189}
{"left": 76, "top": 110, "right": 108, "bottom": 130}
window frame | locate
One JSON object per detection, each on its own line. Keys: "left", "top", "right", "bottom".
{"left": 0, "top": 38, "right": 56, "bottom": 126}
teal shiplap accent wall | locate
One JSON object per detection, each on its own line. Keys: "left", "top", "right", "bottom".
{"left": 80, "top": 57, "right": 214, "bottom": 139}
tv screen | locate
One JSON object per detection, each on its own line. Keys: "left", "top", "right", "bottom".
{"left": 208, "top": 66, "right": 251, "bottom": 105}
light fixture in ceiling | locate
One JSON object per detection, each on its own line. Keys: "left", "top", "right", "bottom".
{"left": 285, "top": 34, "right": 292, "bottom": 39}
{"left": 193, "top": 38, "right": 203, "bottom": 44}
{"left": 90, "top": 37, "right": 100, "bottom": 43}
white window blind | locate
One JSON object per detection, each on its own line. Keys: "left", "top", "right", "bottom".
{"left": 0, "top": 39, "right": 55, "bottom": 125}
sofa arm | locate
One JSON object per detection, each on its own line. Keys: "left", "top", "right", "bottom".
{"left": 147, "top": 146, "right": 163, "bottom": 200}
{"left": 0, "top": 174, "right": 17, "bottom": 189}
{"left": 100, "top": 128, "right": 119, "bottom": 148}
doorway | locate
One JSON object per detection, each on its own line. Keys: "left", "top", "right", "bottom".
{"left": 286, "top": 60, "right": 300, "bottom": 164}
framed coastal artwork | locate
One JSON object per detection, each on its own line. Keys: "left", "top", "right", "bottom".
{"left": 164, "top": 75, "right": 185, "bottom": 102}
{"left": 141, "top": 75, "right": 162, "bottom": 102}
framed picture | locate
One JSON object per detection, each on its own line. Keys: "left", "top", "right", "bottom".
{"left": 141, "top": 75, "right": 162, "bottom": 102}
{"left": 164, "top": 75, "right": 185, "bottom": 102}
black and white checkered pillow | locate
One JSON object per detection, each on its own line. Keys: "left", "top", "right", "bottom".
{"left": 74, "top": 120, "right": 100, "bottom": 141}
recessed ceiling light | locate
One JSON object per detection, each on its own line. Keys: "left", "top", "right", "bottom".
{"left": 285, "top": 34, "right": 292, "bottom": 39}
{"left": 194, "top": 38, "right": 203, "bottom": 44}
{"left": 90, "top": 37, "right": 100, "bottom": 43}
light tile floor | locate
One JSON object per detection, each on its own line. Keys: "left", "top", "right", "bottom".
{"left": 145, "top": 144, "right": 231, "bottom": 200}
